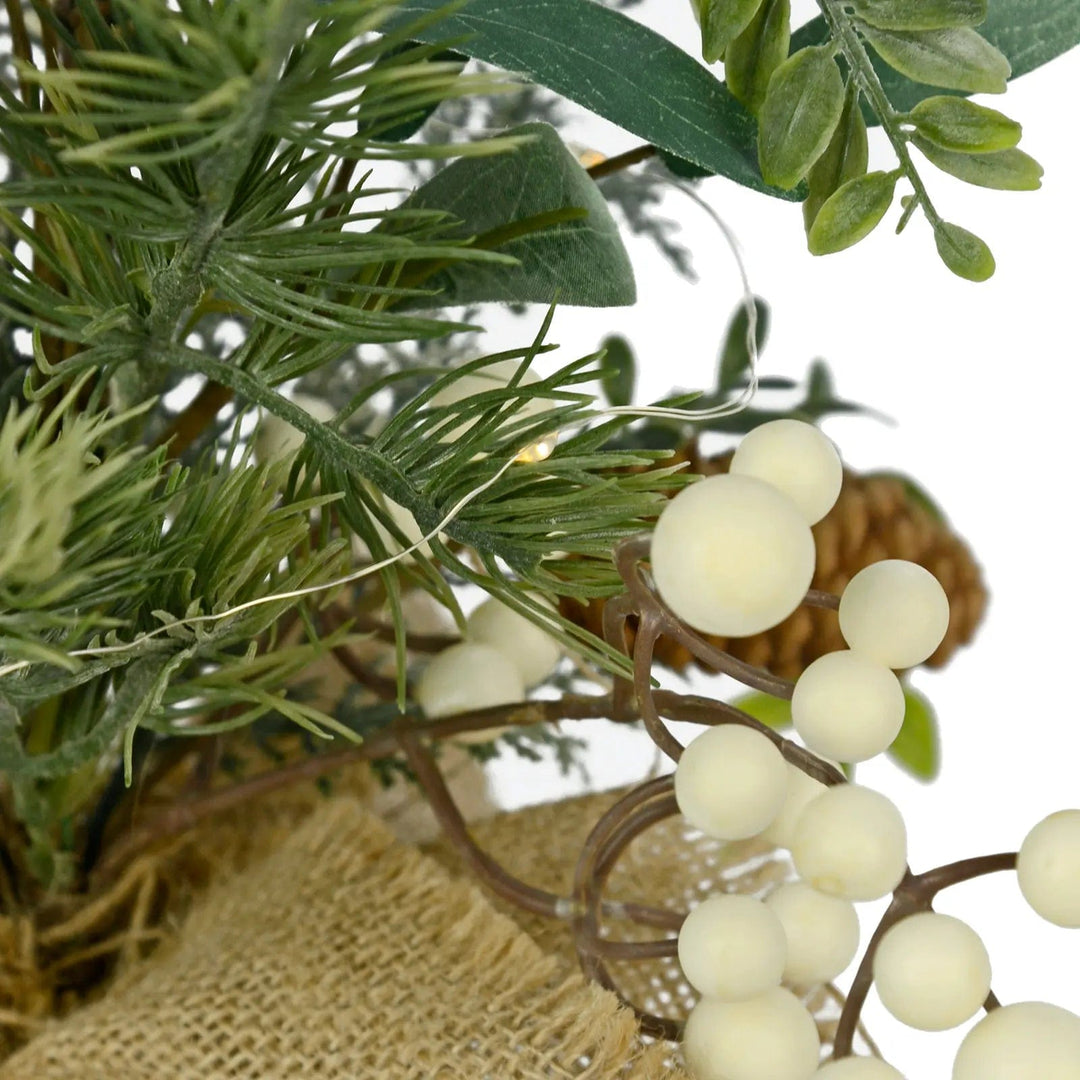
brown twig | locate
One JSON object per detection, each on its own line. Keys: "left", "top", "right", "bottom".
{"left": 586, "top": 144, "right": 658, "bottom": 181}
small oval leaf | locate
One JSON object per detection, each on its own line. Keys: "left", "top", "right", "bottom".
{"left": 600, "top": 335, "right": 636, "bottom": 407}
{"left": 696, "top": 0, "right": 767, "bottom": 64}
{"left": 808, "top": 170, "right": 898, "bottom": 254}
{"left": 718, "top": 296, "right": 771, "bottom": 392}
{"left": 731, "top": 690, "right": 792, "bottom": 730}
{"left": 934, "top": 221, "right": 995, "bottom": 281}
{"left": 914, "top": 136, "right": 1043, "bottom": 190}
{"left": 758, "top": 46, "right": 845, "bottom": 189}
{"left": 862, "top": 26, "right": 1011, "bottom": 93}
{"left": 909, "top": 96, "right": 1021, "bottom": 152}
{"left": 852, "top": 0, "right": 986, "bottom": 31}
{"left": 803, "top": 82, "right": 869, "bottom": 233}
{"left": 887, "top": 687, "right": 941, "bottom": 780}
{"left": 725, "top": 0, "right": 792, "bottom": 115}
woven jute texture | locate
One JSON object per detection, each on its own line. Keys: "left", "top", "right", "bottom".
{"left": 0, "top": 795, "right": 688, "bottom": 1080}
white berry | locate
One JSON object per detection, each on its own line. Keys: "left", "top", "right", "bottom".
{"left": 762, "top": 762, "right": 830, "bottom": 849}
{"left": 791, "top": 784, "right": 907, "bottom": 901}
{"left": 651, "top": 473, "right": 815, "bottom": 637}
{"left": 792, "top": 651, "right": 905, "bottom": 763}
{"left": 730, "top": 419, "right": 843, "bottom": 525}
{"left": 416, "top": 643, "right": 524, "bottom": 743}
{"left": 678, "top": 895, "right": 787, "bottom": 1001}
{"left": 814, "top": 1058, "right": 906, "bottom": 1079}
{"left": 466, "top": 597, "right": 561, "bottom": 687}
{"left": 873, "top": 912, "right": 991, "bottom": 1031}
{"left": 1017, "top": 809, "right": 1080, "bottom": 927}
{"left": 253, "top": 393, "right": 336, "bottom": 464}
{"left": 675, "top": 725, "right": 788, "bottom": 840}
{"left": 838, "top": 560, "right": 949, "bottom": 669}
{"left": 765, "top": 881, "right": 860, "bottom": 987}
{"left": 682, "top": 987, "right": 821, "bottom": 1080}
{"left": 953, "top": 1002, "right": 1080, "bottom": 1080}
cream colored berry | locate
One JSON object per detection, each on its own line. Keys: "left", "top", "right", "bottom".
{"left": 873, "top": 913, "right": 991, "bottom": 1031}
{"left": 953, "top": 1002, "right": 1080, "bottom": 1080}
{"left": 466, "top": 597, "right": 561, "bottom": 687}
{"left": 791, "top": 784, "right": 907, "bottom": 901}
{"left": 792, "top": 651, "right": 905, "bottom": 763}
{"left": 814, "top": 1058, "right": 906, "bottom": 1079}
{"left": 682, "top": 988, "right": 821, "bottom": 1080}
{"left": 1017, "top": 810, "right": 1080, "bottom": 927}
{"left": 765, "top": 881, "right": 860, "bottom": 987}
{"left": 253, "top": 393, "right": 336, "bottom": 464}
{"left": 678, "top": 895, "right": 787, "bottom": 1001}
{"left": 651, "top": 473, "right": 815, "bottom": 637}
{"left": 675, "top": 725, "right": 788, "bottom": 840}
{"left": 838, "top": 560, "right": 949, "bottom": 669}
{"left": 730, "top": 419, "right": 843, "bottom": 525}
{"left": 762, "top": 760, "right": 832, "bottom": 849}
{"left": 415, "top": 642, "right": 524, "bottom": 743}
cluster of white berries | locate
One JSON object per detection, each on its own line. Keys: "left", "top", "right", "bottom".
{"left": 651, "top": 421, "right": 1080, "bottom": 1079}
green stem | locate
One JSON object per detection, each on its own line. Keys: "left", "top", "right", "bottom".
{"left": 816, "top": 0, "right": 943, "bottom": 231}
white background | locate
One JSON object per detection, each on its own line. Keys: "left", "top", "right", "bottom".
{"left": 479, "top": 5, "right": 1080, "bottom": 1077}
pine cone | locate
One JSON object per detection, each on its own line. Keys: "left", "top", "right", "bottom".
{"left": 562, "top": 448, "right": 987, "bottom": 681}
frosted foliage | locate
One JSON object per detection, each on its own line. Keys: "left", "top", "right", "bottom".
{"left": 466, "top": 597, "right": 561, "bottom": 687}
{"left": 1017, "top": 810, "right": 1080, "bottom": 927}
{"left": 762, "top": 762, "right": 830, "bottom": 849}
{"left": 872, "top": 913, "right": 991, "bottom": 1031}
{"left": 426, "top": 360, "right": 552, "bottom": 443}
{"left": 764, "top": 881, "right": 860, "bottom": 987}
{"left": 838, "top": 560, "right": 949, "bottom": 669}
{"left": 416, "top": 643, "right": 524, "bottom": 723}
{"left": 791, "top": 785, "right": 907, "bottom": 901}
{"left": 730, "top": 419, "right": 843, "bottom": 525}
{"left": 814, "top": 1059, "right": 906, "bottom": 1079}
{"left": 682, "top": 988, "right": 821, "bottom": 1080}
{"left": 792, "top": 651, "right": 905, "bottom": 762}
{"left": 677, "top": 895, "right": 787, "bottom": 1001}
{"left": 675, "top": 726, "right": 788, "bottom": 840}
{"left": 253, "top": 393, "right": 336, "bottom": 464}
{"left": 952, "top": 1002, "right": 1080, "bottom": 1080}
{"left": 650, "top": 473, "right": 816, "bottom": 637}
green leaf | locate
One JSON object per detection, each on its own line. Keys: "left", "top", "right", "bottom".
{"left": 887, "top": 686, "right": 941, "bottom": 780}
{"left": 934, "top": 221, "right": 996, "bottom": 280}
{"left": 808, "top": 170, "right": 898, "bottom": 254}
{"left": 731, "top": 690, "right": 792, "bottom": 730}
{"left": 726, "top": 0, "right": 792, "bottom": 115}
{"left": 852, "top": 0, "right": 987, "bottom": 30}
{"left": 696, "top": 0, "right": 766, "bottom": 64}
{"left": 398, "top": 123, "right": 634, "bottom": 307}
{"left": 381, "top": 0, "right": 798, "bottom": 197}
{"left": 803, "top": 82, "right": 869, "bottom": 233}
{"left": 600, "top": 336, "right": 636, "bottom": 407}
{"left": 909, "top": 96, "right": 1022, "bottom": 151}
{"left": 758, "top": 46, "right": 846, "bottom": 189}
{"left": 718, "top": 296, "right": 770, "bottom": 392}
{"left": 913, "top": 136, "right": 1042, "bottom": 189}
{"left": 861, "top": 26, "right": 1011, "bottom": 93}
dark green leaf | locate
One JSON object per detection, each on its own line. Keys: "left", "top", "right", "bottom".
{"left": 808, "top": 171, "right": 897, "bottom": 254}
{"left": 852, "top": 0, "right": 987, "bottom": 30}
{"left": 696, "top": 0, "right": 766, "bottom": 64}
{"left": 803, "top": 82, "right": 869, "bottom": 233}
{"left": 934, "top": 221, "right": 995, "bottom": 280}
{"left": 398, "top": 123, "right": 635, "bottom": 307}
{"left": 731, "top": 690, "right": 793, "bottom": 730}
{"left": 726, "top": 0, "right": 792, "bottom": 115}
{"left": 909, "top": 95, "right": 1021, "bottom": 151}
{"left": 758, "top": 46, "right": 846, "bottom": 189}
{"left": 887, "top": 686, "right": 941, "bottom": 780}
{"left": 860, "top": 26, "right": 1011, "bottom": 93}
{"left": 718, "top": 296, "right": 770, "bottom": 392}
{"left": 600, "top": 335, "right": 636, "bottom": 407}
{"left": 913, "top": 136, "right": 1042, "bottom": 189}
{"left": 381, "top": 0, "right": 798, "bottom": 197}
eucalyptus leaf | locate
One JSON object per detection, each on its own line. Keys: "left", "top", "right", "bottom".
{"left": 887, "top": 686, "right": 941, "bottom": 780}
{"left": 696, "top": 0, "right": 767, "bottom": 64}
{"left": 913, "top": 136, "right": 1043, "bottom": 189}
{"left": 758, "top": 46, "right": 846, "bottom": 189}
{"left": 852, "top": 0, "right": 986, "bottom": 31}
{"left": 859, "top": 26, "right": 1011, "bottom": 94}
{"left": 803, "top": 82, "right": 869, "bottom": 233}
{"left": 808, "top": 171, "right": 898, "bottom": 254}
{"left": 381, "top": 0, "right": 797, "bottom": 196}
{"left": 726, "top": 0, "right": 793, "bottom": 115}
{"left": 934, "top": 221, "right": 995, "bottom": 281}
{"left": 718, "top": 297, "right": 770, "bottom": 393}
{"left": 398, "top": 123, "right": 635, "bottom": 307}
{"left": 600, "top": 335, "right": 636, "bottom": 407}
{"left": 909, "top": 96, "right": 1022, "bottom": 151}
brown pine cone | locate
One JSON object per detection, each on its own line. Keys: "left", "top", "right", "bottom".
{"left": 561, "top": 448, "right": 987, "bottom": 681}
